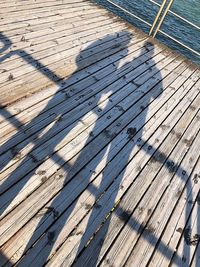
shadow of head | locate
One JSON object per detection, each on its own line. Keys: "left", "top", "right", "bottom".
{"left": 75, "top": 31, "right": 132, "bottom": 71}
{"left": 142, "top": 40, "right": 163, "bottom": 98}
{"left": 144, "top": 40, "right": 155, "bottom": 57}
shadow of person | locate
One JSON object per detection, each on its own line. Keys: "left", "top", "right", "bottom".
{"left": 12, "top": 40, "right": 166, "bottom": 266}
{"left": 69, "top": 42, "right": 164, "bottom": 267}
{"left": 0, "top": 31, "right": 132, "bottom": 264}
{"left": 70, "top": 48, "right": 197, "bottom": 267}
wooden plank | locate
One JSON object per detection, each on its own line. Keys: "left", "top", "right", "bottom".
{"left": 0, "top": 11, "right": 115, "bottom": 51}
{"left": 0, "top": 15, "right": 116, "bottom": 60}
{"left": 0, "top": 40, "right": 157, "bottom": 154}
{"left": 0, "top": 0, "right": 87, "bottom": 8}
{"left": 0, "top": 59, "right": 195, "bottom": 266}
{"left": 0, "top": 4, "right": 93, "bottom": 25}
{"left": 0, "top": 24, "right": 129, "bottom": 104}
{"left": 0, "top": 10, "right": 108, "bottom": 38}
{"left": 0, "top": 19, "right": 126, "bottom": 59}
{"left": 54, "top": 78, "right": 200, "bottom": 267}
{"left": 0, "top": 47, "right": 171, "bottom": 180}
{"left": 0, "top": 2, "right": 90, "bottom": 18}
{"left": 0, "top": 13, "right": 117, "bottom": 61}
{"left": 0, "top": 50, "right": 173, "bottom": 217}
{"left": 0, "top": 51, "right": 183, "bottom": 180}
{"left": 0, "top": 0, "right": 76, "bottom": 6}
{"left": 0, "top": 20, "right": 127, "bottom": 84}
{"left": 0, "top": 0, "right": 89, "bottom": 14}
{"left": 1, "top": 7, "right": 108, "bottom": 32}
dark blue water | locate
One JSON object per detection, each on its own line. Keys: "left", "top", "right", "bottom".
{"left": 96, "top": 0, "right": 200, "bottom": 65}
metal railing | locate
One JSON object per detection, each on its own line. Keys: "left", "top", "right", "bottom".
{"left": 105, "top": 0, "right": 200, "bottom": 57}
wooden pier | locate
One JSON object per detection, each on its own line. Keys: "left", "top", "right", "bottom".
{"left": 0, "top": 0, "right": 200, "bottom": 266}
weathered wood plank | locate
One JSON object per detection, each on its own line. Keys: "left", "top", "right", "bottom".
{"left": 0, "top": 2, "right": 90, "bottom": 19}
{"left": 0, "top": 21, "right": 128, "bottom": 85}
{"left": 0, "top": 24, "right": 131, "bottom": 105}
{"left": 190, "top": 237, "right": 200, "bottom": 267}
{"left": 0, "top": 4, "right": 93, "bottom": 25}
{"left": 0, "top": 7, "right": 108, "bottom": 32}
{"left": 0, "top": 11, "right": 118, "bottom": 55}
{"left": 0, "top": 0, "right": 89, "bottom": 14}
{"left": 0, "top": 14, "right": 118, "bottom": 66}
{"left": 0, "top": 10, "right": 108, "bottom": 39}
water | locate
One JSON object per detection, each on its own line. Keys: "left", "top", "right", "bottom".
{"left": 96, "top": 0, "right": 200, "bottom": 66}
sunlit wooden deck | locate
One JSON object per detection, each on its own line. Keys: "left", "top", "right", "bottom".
{"left": 0, "top": 0, "right": 200, "bottom": 266}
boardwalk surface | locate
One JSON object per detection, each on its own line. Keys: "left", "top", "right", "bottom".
{"left": 0, "top": 0, "right": 200, "bottom": 266}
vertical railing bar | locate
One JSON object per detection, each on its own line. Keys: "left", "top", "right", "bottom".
{"left": 152, "top": 0, "right": 174, "bottom": 38}
{"left": 149, "top": 0, "right": 167, "bottom": 36}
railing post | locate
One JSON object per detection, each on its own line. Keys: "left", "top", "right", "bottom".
{"left": 152, "top": 0, "right": 174, "bottom": 38}
{"left": 149, "top": 0, "right": 167, "bottom": 36}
